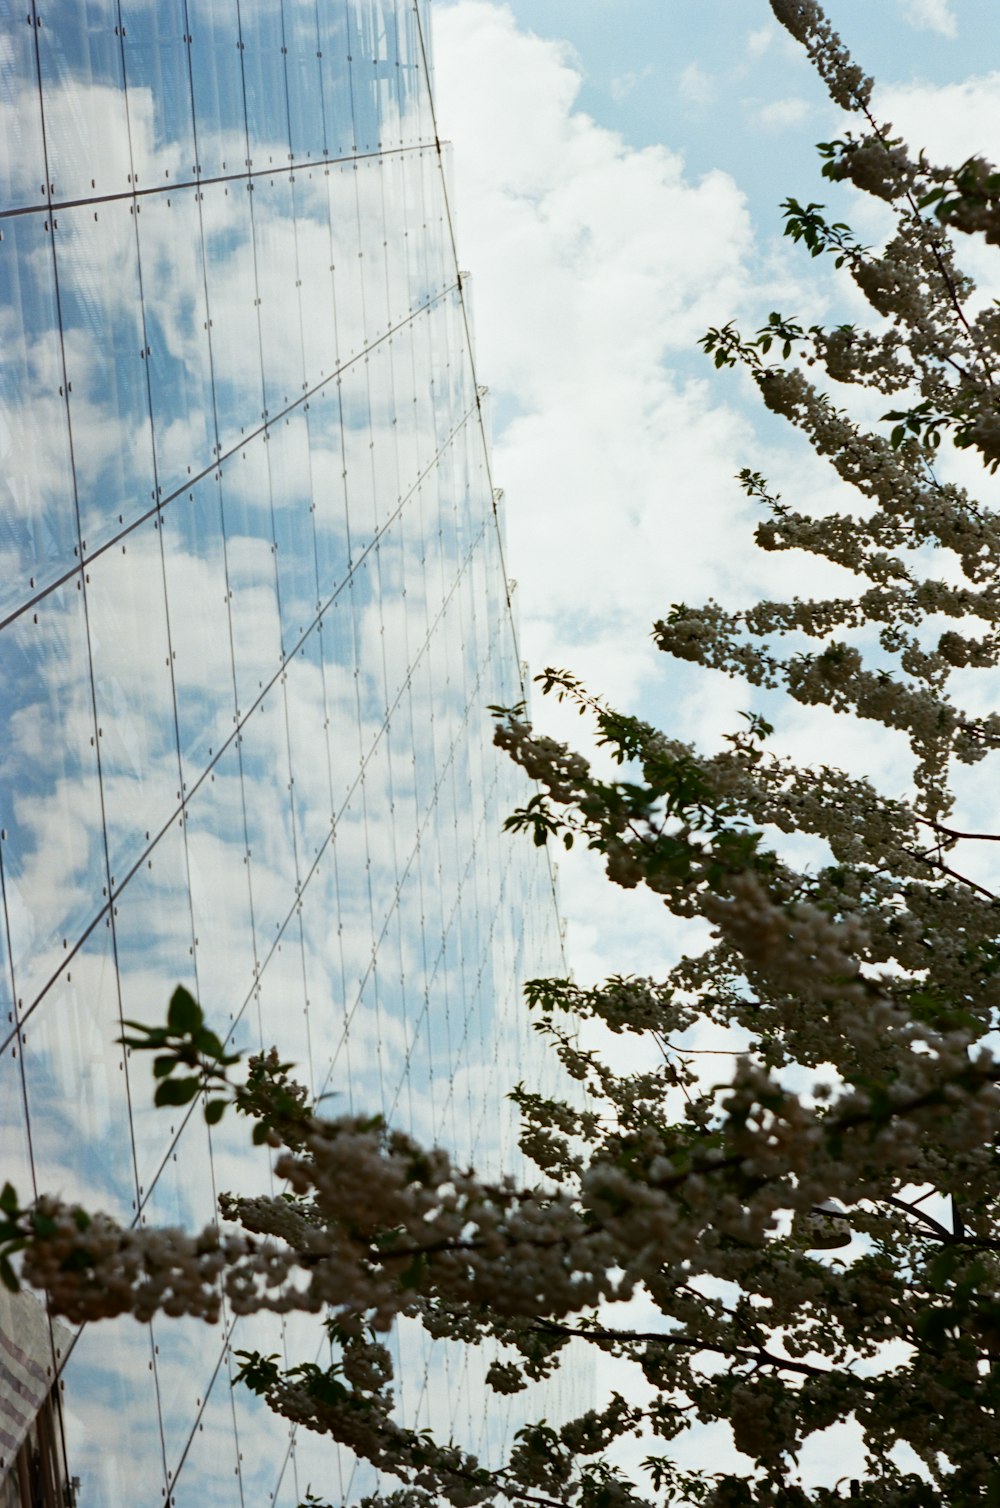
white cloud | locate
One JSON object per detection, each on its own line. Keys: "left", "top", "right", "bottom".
{"left": 746, "top": 26, "right": 774, "bottom": 58}
{"left": 679, "top": 60, "right": 715, "bottom": 107}
{"left": 609, "top": 66, "right": 651, "bottom": 103}
{"left": 754, "top": 95, "right": 811, "bottom": 130}
{"left": 876, "top": 72, "right": 1000, "bottom": 164}
{"left": 898, "top": 0, "right": 957, "bottom": 39}
{"left": 433, "top": 3, "right": 759, "bottom": 664}
{"left": 431, "top": 0, "right": 849, "bottom": 1002}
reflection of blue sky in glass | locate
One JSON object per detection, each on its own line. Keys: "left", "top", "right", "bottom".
{"left": 1, "top": 0, "right": 590, "bottom": 1499}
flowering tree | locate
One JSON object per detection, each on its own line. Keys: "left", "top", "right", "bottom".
{"left": 6, "top": 2, "right": 1000, "bottom": 1503}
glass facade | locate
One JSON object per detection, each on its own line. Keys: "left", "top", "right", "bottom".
{"left": 0, "top": 1, "right": 581, "bottom": 1502}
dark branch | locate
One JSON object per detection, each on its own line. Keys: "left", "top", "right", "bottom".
{"left": 534, "top": 1319, "right": 880, "bottom": 1390}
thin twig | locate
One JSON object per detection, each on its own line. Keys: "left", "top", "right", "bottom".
{"left": 916, "top": 816, "right": 1000, "bottom": 843}
{"left": 905, "top": 847, "right": 999, "bottom": 903}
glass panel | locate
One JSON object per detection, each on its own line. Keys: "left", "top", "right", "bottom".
{"left": 0, "top": 577, "right": 105, "bottom": 1015}
{"left": 161, "top": 476, "right": 238, "bottom": 791}
{"left": 87, "top": 515, "right": 180, "bottom": 889}
{"left": 184, "top": 740, "right": 259, "bottom": 1024}
{"left": 229, "top": 1318, "right": 296, "bottom": 1506}
{"left": 381, "top": 151, "right": 411, "bottom": 328}
{"left": 36, "top": 0, "right": 131, "bottom": 202}
{"left": 201, "top": 178, "right": 264, "bottom": 458}
{"left": 256, "top": 916, "right": 311, "bottom": 1097}
{"left": 241, "top": 0, "right": 289, "bottom": 171}
{"left": 187, "top": 0, "right": 247, "bottom": 177}
{"left": 239, "top": 688, "right": 298, "bottom": 946}
{"left": 366, "top": 339, "right": 399, "bottom": 533}
{"left": 121, "top": 0, "right": 196, "bottom": 188}
{"left": 219, "top": 453, "right": 283, "bottom": 717}
{"left": 252, "top": 171, "right": 305, "bottom": 421}
{"left": 340, "top": 363, "right": 377, "bottom": 556}
{"left": 298, "top": 847, "right": 348, "bottom": 1103}
{"left": 112, "top": 813, "right": 197, "bottom": 1199}
{"left": 0, "top": 10, "right": 46, "bottom": 212}
{"left": 0, "top": 1041, "right": 34, "bottom": 1213}
{"left": 316, "top": 0, "right": 352, "bottom": 159}
{"left": 321, "top": 592, "right": 362, "bottom": 807}
{"left": 356, "top": 155, "right": 390, "bottom": 344}
{"left": 285, "top": 0, "right": 324, "bottom": 165}
{"left": 327, "top": 160, "right": 365, "bottom": 362}
{"left": 19, "top": 919, "right": 135, "bottom": 1224}
{"left": 55, "top": 200, "right": 157, "bottom": 553}
{"left": 61, "top": 1318, "right": 167, "bottom": 1506}
{"left": 165, "top": 1340, "right": 242, "bottom": 1508}
{"left": 138, "top": 186, "right": 217, "bottom": 504}
{"left": 0, "top": 214, "right": 77, "bottom": 615}
{"left": 270, "top": 413, "right": 319, "bottom": 644}
{"left": 293, "top": 168, "right": 339, "bottom": 388}
{"left": 345, "top": 1, "right": 379, "bottom": 154}
{"left": 397, "top": 0, "right": 428, "bottom": 150}
{"left": 285, "top": 629, "right": 336, "bottom": 875}
{"left": 307, "top": 386, "right": 350, "bottom": 596}
{"left": 144, "top": 1118, "right": 227, "bottom": 1480}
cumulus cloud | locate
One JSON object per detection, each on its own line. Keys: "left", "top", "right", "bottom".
{"left": 746, "top": 26, "right": 775, "bottom": 58}
{"left": 431, "top": 0, "right": 852, "bottom": 997}
{"left": 679, "top": 60, "right": 715, "bottom": 107}
{"left": 432, "top": 2, "right": 765, "bottom": 681}
{"left": 754, "top": 95, "right": 811, "bottom": 130}
{"left": 898, "top": 0, "right": 957, "bottom": 39}
{"left": 431, "top": 3, "right": 849, "bottom": 724}
{"left": 609, "top": 65, "right": 651, "bottom": 103}
{"left": 877, "top": 72, "right": 1000, "bottom": 163}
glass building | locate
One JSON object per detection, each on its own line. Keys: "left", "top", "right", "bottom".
{"left": 0, "top": 1, "right": 580, "bottom": 1502}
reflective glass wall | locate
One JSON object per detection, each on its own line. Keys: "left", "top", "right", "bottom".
{"left": 0, "top": 1, "right": 584, "bottom": 1501}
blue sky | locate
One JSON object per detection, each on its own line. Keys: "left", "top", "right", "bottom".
{"left": 500, "top": 0, "right": 1000, "bottom": 167}
{"left": 442, "top": 0, "right": 1000, "bottom": 223}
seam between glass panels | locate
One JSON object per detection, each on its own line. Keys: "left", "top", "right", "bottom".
{"left": 0, "top": 143, "right": 437, "bottom": 223}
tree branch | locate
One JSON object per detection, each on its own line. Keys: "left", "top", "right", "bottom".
{"left": 534, "top": 1319, "right": 880, "bottom": 1390}
{"left": 905, "top": 847, "right": 999, "bottom": 902}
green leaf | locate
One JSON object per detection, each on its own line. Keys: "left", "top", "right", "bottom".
{"left": 193, "top": 1027, "right": 225, "bottom": 1059}
{"left": 153, "top": 1054, "right": 177, "bottom": 1079}
{"left": 167, "top": 986, "right": 204, "bottom": 1035}
{"left": 0, "top": 1182, "right": 19, "bottom": 1217}
{"left": 231, "top": 1349, "right": 282, "bottom": 1395}
{"left": 204, "top": 1098, "right": 228, "bottom": 1126}
{"left": 398, "top": 1252, "right": 426, "bottom": 1291}
{"left": 154, "top": 1075, "right": 201, "bottom": 1107}
{"left": 0, "top": 1255, "right": 20, "bottom": 1294}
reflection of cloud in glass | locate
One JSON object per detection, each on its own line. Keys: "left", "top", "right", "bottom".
{"left": 0, "top": 0, "right": 591, "bottom": 1497}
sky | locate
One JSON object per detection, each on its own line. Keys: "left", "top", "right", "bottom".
{"left": 430, "top": 0, "right": 1000, "bottom": 991}
{"left": 429, "top": 2, "right": 1000, "bottom": 1484}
